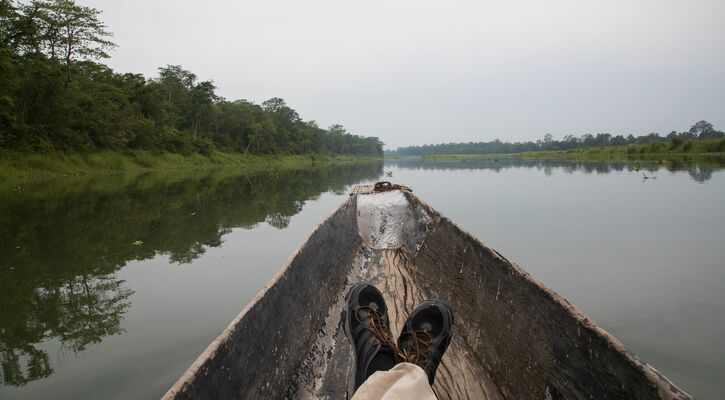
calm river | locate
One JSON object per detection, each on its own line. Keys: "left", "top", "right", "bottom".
{"left": 1, "top": 158, "right": 723, "bottom": 399}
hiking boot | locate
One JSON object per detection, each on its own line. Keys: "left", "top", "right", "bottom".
{"left": 397, "top": 299, "right": 454, "bottom": 385}
{"left": 343, "top": 283, "right": 398, "bottom": 395}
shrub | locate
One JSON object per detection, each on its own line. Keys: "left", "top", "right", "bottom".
{"left": 648, "top": 141, "right": 666, "bottom": 153}
{"left": 718, "top": 138, "right": 725, "bottom": 152}
{"left": 193, "top": 137, "right": 215, "bottom": 156}
{"left": 128, "top": 118, "right": 157, "bottom": 150}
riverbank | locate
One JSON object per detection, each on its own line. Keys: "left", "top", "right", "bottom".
{"left": 417, "top": 137, "right": 725, "bottom": 162}
{"left": 0, "top": 150, "right": 379, "bottom": 182}
{"left": 524, "top": 138, "right": 724, "bottom": 159}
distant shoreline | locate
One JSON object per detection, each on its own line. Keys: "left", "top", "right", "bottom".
{"left": 415, "top": 138, "right": 725, "bottom": 161}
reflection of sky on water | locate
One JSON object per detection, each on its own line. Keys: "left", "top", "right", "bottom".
{"left": 386, "top": 158, "right": 725, "bottom": 399}
{"left": 386, "top": 156, "right": 725, "bottom": 183}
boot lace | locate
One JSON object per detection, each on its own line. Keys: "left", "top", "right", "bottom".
{"left": 355, "top": 306, "right": 409, "bottom": 362}
{"left": 398, "top": 329, "right": 433, "bottom": 367}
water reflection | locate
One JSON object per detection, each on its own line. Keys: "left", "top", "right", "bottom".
{"left": 1, "top": 274, "right": 132, "bottom": 386}
{"left": 386, "top": 157, "right": 725, "bottom": 399}
{"left": 0, "top": 161, "right": 383, "bottom": 386}
{"left": 386, "top": 156, "right": 725, "bottom": 183}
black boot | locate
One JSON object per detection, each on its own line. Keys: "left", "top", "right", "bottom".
{"left": 397, "top": 299, "right": 454, "bottom": 385}
{"left": 343, "top": 283, "right": 398, "bottom": 395}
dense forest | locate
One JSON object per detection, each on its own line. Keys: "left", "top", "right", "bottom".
{"left": 0, "top": 0, "right": 383, "bottom": 156}
{"left": 388, "top": 121, "right": 725, "bottom": 156}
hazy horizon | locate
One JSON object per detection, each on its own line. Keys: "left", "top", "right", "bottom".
{"left": 85, "top": 0, "right": 725, "bottom": 149}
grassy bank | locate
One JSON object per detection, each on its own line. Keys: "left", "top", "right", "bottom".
{"left": 0, "top": 150, "right": 378, "bottom": 181}
{"left": 522, "top": 137, "right": 725, "bottom": 160}
{"left": 416, "top": 137, "right": 725, "bottom": 161}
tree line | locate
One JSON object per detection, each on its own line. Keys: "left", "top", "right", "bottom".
{"left": 388, "top": 121, "right": 725, "bottom": 156}
{"left": 0, "top": 0, "right": 383, "bottom": 156}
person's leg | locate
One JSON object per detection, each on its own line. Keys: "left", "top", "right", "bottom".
{"left": 351, "top": 362, "right": 437, "bottom": 400}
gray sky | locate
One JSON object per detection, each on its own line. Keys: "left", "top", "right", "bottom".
{"left": 87, "top": 0, "right": 725, "bottom": 149}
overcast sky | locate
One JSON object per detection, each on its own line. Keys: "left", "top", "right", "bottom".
{"left": 86, "top": 0, "right": 724, "bottom": 149}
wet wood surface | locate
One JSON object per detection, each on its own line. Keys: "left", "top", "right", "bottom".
{"left": 367, "top": 249, "right": 504, "bottom": 400}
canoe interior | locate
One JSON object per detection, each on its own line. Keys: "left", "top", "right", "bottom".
{"left": 163, "top": 187, "right": 691, "bottom": 400}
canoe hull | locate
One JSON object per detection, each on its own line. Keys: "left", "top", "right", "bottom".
{"left": 163, "top": 187, "right": 691, "bottom": 400}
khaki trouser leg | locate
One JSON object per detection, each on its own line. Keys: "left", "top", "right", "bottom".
{"left": 351, "top": 362, "right": 437, "bottom": 400}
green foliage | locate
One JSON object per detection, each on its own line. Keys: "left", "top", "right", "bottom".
{"left": 0, "top": 148, "right": 379, "bottom": 180}
{"left": 10, "top": 0, "right": 115, "bottom": 81}
{"left": 688, "top": 120, "right": 722, "bottom": 140}
{"left": 389, "top": 121, "right": 724, "bottom": 157}
{"left": 670, "top": 136, "right": 684, "bottom": 149}
{"left": 0, "top": 0, "right": 383, "bottom": 157}
{"left": 648, "top": 140, "right": 666, "bottom": 153}
{"left": 514, "top": 137, "right": 725, "bottom": 162}
{"left": 710, "top": 137, "right": 725, "bottom": 153}
{"left": 0, "top": 46, "right": 17, "bottom": 143}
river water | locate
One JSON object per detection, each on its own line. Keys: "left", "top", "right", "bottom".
{"left": 0, "top": 158, "right": 723, "bottom": 399}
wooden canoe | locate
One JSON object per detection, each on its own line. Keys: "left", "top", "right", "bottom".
{"left": 163, "top": 185, "right": 692, "bottom": 400}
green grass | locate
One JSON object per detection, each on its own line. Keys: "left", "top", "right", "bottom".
{"left": 417, "top": 138, "right": 725, "bottom": 161}
{"left": 521, "top": 138, "right": 725, "bottom": 160}
{"left": 0, "top": 150, "right": 379, "bottom": 182}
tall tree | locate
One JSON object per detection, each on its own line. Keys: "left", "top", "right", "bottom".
{"left": 154, "top": 65, "right": 196, "bottom": 128}
{"left": 0, "top": 46, "right": 17, "bottom": 141}
{"left": 0, "top": 0, "right": 16, "bottom": 45}
{"left": 688, "top": 120, "right": 723, "bottom": 139}
{"left": 33, "top": 0, "right": 115, "bottom": 81}
{"left": 188, "top": 80, "right": 216, "bottom": 137}
{"left": 2, "top": 0, "right": 45, "bottom": 53}
{"left": 262, "top": 97, "right": 301, "bottom": 151}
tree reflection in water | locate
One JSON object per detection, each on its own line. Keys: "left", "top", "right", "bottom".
{"left": 0, "top": 161, "right": 383, "bottom": 386}
{"left": 1, "top": 273, "right": 133, "bottom": 386}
